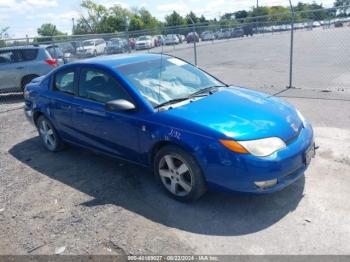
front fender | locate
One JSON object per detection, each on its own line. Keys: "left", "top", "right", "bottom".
{"left": 137, "top": 120, "right": 217, "bottom": 173}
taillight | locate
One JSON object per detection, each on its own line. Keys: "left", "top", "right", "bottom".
{"left": 45, "top": 59, "right": 58, "bottom": 67}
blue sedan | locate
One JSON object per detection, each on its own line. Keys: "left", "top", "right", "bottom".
{"left": 24, "top": 54, "right": 315, "bottom": 201}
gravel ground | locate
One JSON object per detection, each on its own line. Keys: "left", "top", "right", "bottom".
{"left": 0, "top": 88, "right": 349, "bottom": 255}
{"left": 0, "top": 28, "right": 350, "bottom": 255}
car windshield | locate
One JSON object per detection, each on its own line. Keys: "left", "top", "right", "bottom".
{"left": 137, "top": 36, "right": 150, "bottom": 41}
{"left": 117, "top": 57, "right": 224, "bottom": 107}
{"left": 83, "top": 41, "right": 95, "bottom": 46}
{"left": 110, "top": 39, "right": 120, "bottom": 44}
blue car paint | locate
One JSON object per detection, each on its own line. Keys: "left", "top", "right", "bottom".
{"left": 24, "top": 54, "right": 314, "bottom": 193}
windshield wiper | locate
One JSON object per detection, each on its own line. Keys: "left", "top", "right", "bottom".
{"left": 189, "top": 85, "right": 226, "bottom": 98}
{"left": 154, "top": 97, "right": 190, "bottom": 109}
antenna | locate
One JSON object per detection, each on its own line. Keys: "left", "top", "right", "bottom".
{"left": 158, "top": 33, "right": 165, "bottom": 107}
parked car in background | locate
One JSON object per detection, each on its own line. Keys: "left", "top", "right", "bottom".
{"left": 164, "top": 34, "right": 180, "bottom": 45}
{"left": 243, "top": 24, "right": 254, "bottom": 37}
{"left": 155, "top": 35, "right": 165, "bottom": 46}
{"left": 24, "top": 54, "right": 315, "bottom": 202}
{"left": 56, "top": 42, "right": 75, "bottom": 55}
{"left": 177, "top": 34, "right": 185, "bottom": 43}
{"left": 55, "top": 42, "right": 76, "bottom": 63}
{"left": 231, "top": 27, "right": 244, "bottom": 38}
{"left": 186, "top": 32, "right": 199, "bottom": 43}
{"left": 76, "top": 38, "right": 106, "bottom": 58}
{"left": 70, "top": 41, "right": 82, "bottom": 54}
{"left": 43, "top": 45, "right": 66, "bottom": 65}
{"left": 135, "top": 36, "right": 154, "bottom": 50}
{"left": 0, "top": 46, "right": 58, "bottom": 93}
{"left": 201, "top": 31, "right": 215, "bottom": 41}
{"left": 128, "top": 38, "right": 136, "bottom": 50}
{"left": 334, "top": 21, "right": 343, "bottom": 28}
{"left": 106, "top": 38, "right": 129, "bottom": 54}
{"left": 216, "top": 29, "right": 231, "bottom": 39}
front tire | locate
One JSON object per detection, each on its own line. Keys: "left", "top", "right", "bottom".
{"left": 154, "top": 145, "right": 207, "bottom": 202}
{"left": 36, "top": 116, "right": 64, "bottom": 152}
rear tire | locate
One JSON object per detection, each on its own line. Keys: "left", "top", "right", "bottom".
{"left": 21, "top": 75, "right": 38, "bottom": 92}
{"left": 154, "top": 145, "right": 207, "bottom": 202}
{"left": 36, "top": 116, "right": 65, "bottom": 152}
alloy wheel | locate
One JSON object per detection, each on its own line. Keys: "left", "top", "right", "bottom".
{"left": 158, "top": 154, "right": 193, "bottom": 197}
{"left": 39, "top": 120, "right": 56, "bottom": 151}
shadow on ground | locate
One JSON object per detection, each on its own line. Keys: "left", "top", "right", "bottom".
{"left": 0, "top": 93, "right": 23, "bottom": 105}
{"left": 9, "top": 137, "right": 305, "bottom": 236}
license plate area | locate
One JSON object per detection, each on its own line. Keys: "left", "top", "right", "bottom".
{"left": 304, "top": 143, "right": 315, "bottom": 165}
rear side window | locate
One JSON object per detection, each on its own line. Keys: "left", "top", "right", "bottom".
{"left": 78, "top": 68, "right": 131, "bottom": 103}
{"left": 54, "top": 69, "right": 76, "bottom": 95}
{"left": 0, "top": 50, "right": 21, "bottom": 64}
{"left": 20, "top": 49, "right": 38, "bottom": 61}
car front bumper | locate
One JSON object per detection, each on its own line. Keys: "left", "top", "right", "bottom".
{"left": 201, "top": 122, "right": 315, "bottom": 193}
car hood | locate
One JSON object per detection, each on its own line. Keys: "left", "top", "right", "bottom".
{"left": 78, "top": 45, "right": 94, "bottom": 50}
{"left": 164, "top": 87, "right": 303, "bottom": 141}
{"left": 136, "top": 40, "right": 150, "bottom": 44}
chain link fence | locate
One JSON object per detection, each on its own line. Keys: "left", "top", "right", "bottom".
{"left": 0, "top": 6, "right": 349, "bottom": 100}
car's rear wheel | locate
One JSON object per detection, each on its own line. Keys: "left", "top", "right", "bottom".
{"left": 21, "top": 75, "right": 38, "bottom": 92}
{"left": 154, "top": 145, "right": 207, "bottom": 202}
{"left": 36, "top": 116, "right": 64, "bottom": 152}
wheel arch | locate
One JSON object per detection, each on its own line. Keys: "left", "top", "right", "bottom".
{"left": 21, "top": 74, "right": 40, "bottom": 89}
{"left": 149, "top": 140, "right": 195, "bottom": 167}
{"left": 33, "top": 110, "right": 44, "bottom": 126}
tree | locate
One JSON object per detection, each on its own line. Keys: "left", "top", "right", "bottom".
{"left": 0, "top": 27, "right": 9, "bottom": 47}
{"left": 199, "top": 15, "right": 208, "bottom": 23}
{"left": 334, "top": 0, "right": 350, "bottom": 16}
{"left": 37, "top": 23, "right": 64, "bottom": 36}
{"left": 75, "top": 0, "right": 109, "bottom": 34}
{"left": 138, "top": 7, "right": 159, "bottom": 29}
{"left": 74, "top": 0, "right": 161, "bottom": 34}
{"left": 235, "top": 10, "right": 249, "bottom": 20}
{"left": 185, "top": 11, "right": 199, "bottom": 24}
{"left": 165, "top": 11, "right": 185, "bottom": 26}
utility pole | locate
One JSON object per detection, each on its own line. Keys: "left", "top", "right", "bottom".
{"left": 257, "top": 0, "right": 259, "bottom": 8}
{"left": 125, "top": 16, "right": 130, "bottom": 53}
{"left": 288, "top": 0, "right": 295, "bottom": 89}
{"left": 72, "top": 18, "right": 75, "bottom": 34}
{"left": 188, "top": 16, "right": 197, "bottom": 66}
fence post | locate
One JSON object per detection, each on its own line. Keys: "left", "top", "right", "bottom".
{"left": 288, "top": 0, "right": 295, "bottom": 89}
{"left": 188, "top": 17, "right": 197, "bottom": 66}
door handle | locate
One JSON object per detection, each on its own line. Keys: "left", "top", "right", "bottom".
{"left": 76, "top": 107, "right": 83, "bottom": 113}
{"left": 16, "top": 66, "right": 24, "bottom": 70}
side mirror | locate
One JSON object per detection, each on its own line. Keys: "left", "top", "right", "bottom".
{"left": 105, "top": 99, "right": 136, "bottom": 112}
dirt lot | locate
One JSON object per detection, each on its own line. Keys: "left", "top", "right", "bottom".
{"left": 0, "top": 28, "right": 350, "bottom": 255}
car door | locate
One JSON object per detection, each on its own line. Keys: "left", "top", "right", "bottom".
{"left": 0, "top": 49, "right": 22, "bottom": 91}
{"left": 71, "top": 66, "right": 141, "bottom": 161}
{"left": 49, "top": 68, "right": 78, "bottom": 140}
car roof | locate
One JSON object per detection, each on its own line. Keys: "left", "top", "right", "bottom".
{"left": 0, "top": 45, "right": 41, "bottom": 51}
{"left": 75, "top": 53, "right": 170, "bottom": 69}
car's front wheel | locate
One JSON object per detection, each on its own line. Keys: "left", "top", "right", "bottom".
{"left": 154, "top": 145, "right": 207, "bottom": 202}
{"left": 36, "top": 116, "right": 64, "bottom": 152}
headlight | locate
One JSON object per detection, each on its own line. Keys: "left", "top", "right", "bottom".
{"left": 220, "top": 137, "right": 286, "bottom": 157}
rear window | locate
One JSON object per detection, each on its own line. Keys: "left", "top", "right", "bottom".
{"left": 46, "top": 47, "right": 63, "bottom": 59}
{"left": 0, "top": 49, "right": 29, "bottom": 64}
{"left": 20, "top": 49, "right": 38, "bottom": 61}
